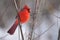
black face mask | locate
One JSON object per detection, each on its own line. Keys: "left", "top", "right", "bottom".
{"left": 27, "top": 8, "right": 30, "bottom": 13}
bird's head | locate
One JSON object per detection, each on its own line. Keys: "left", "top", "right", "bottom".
{"left": 23, "top": 5, "right": 30, "bottom": 13}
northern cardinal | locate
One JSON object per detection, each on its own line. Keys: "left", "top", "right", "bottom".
{"left": 7, "top": 5, "right": 30, "bottom": 35}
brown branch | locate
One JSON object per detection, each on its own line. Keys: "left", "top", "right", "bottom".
{"left": 58, "top": 28, "right": 60, "bottom": 40}
{"left": 13, "top": 0, "right": 24, "bottom": 40}
{"left": 33, "top": 22, "right": 55, "bottom": 40}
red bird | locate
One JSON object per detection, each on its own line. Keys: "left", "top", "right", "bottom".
{"left": 7, "top": 5, "right": 30, "bottom": 35}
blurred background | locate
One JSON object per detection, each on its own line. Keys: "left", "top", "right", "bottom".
{"left": 0, "top": 0, "right": 60, "bottom": 40}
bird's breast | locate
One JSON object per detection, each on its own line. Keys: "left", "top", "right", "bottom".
{"left": 18, "top": 9, "right": 30, "bottom": 23}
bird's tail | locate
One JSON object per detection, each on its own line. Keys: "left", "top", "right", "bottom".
{"left": 7, "top": 19, "right": 18, "bottom": 35}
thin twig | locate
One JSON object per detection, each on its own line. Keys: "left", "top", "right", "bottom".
{"left": 13, "top": 0, "right": 24, "bottom": 40}
{"left": 53, "top": 15, "right": 60, "bottom": 19}
{"left": 58, "top": 28, "right": 60, "bottom": 40}
{"left": 33, "top": 22, "right": 56, "bottom": 40}
{"left": 14, "top": 0, "right": 19, "bottom": 11}
{"left": 30, "top": 0, "right": 39, "bottom": 40}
